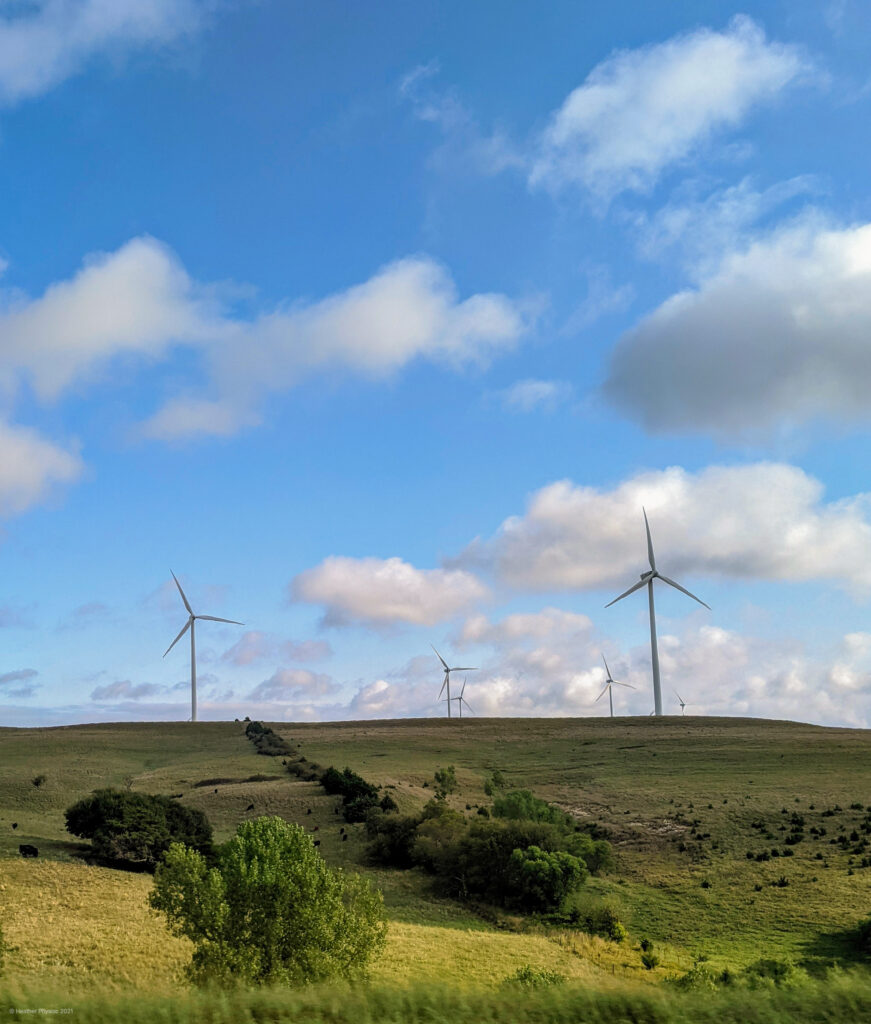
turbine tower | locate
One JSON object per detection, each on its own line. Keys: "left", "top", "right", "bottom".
{"left": 432, "top": 646, "right": 476, "bottom": 719}
{"left": 448, "top": 677, "right": 474, "bottom": 718}
{"left": 164, "top": 571, "right": 243, "bottom": 722}
{"left": 595, "top": 655, "right": 635, "bottom": 718}
{"left": 605, "top": 509, "right": 709, "bottom": 717}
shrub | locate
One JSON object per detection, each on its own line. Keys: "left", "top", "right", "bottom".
{"left": 505, "top": 845, "right": 585, "bottom": 913}
{"left": 150, "top": 816, "right": 386, "bottom": 986}
{"left": 244, "top": 721, "right": 293, "bottom": 756}
{"left": 503, "top": 964, "right": 565, "bottom": 989}
{"left": 742, "top": 958, "right": 807, "bottom": 988}
{"left": 641, "top": 952, "right": 660, "bottom": 970}
{"left": 65, "top": 788, "right": 212, "bottom": 870}
{"left": 320, "top": 767, "right": 380, "bottom": 822}
{"left": 856, "top": 915, "right": 871, "bottom": 954}
{"left": 492, "top": 789, "right": 571, "bottom": 827}
{"left": 433, "top": 765, "right": 457, "bottom": 801}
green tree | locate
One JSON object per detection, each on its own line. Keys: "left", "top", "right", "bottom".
{"left": 433, "top": 765, "right": 457, "bottom": 801}
{"left": 65, "top": 788, "right": 213, "bottom": 869}
{"left": 505, "top": 845, "right": 585, "bottom": 913}
{"left": 149, "top": 816, "right": 387, "bottom": 986}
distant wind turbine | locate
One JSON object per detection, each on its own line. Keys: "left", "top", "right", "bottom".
{"left": 432, "top": 646, "right": 476, "bottom": 719}
{"left": 595, "top": 655, "right": 635, "bottom": 718}
{"left": 674, "top": 690, "right": 693, "bottom": 715}
{"left": 606, "top": 509, "right": 709, "bottom": 717}
{"left": 448, "top": 677, "right": 474, "bottom": 718}
{"left": 164, "top": 571, "right": 243, "bottom": 723}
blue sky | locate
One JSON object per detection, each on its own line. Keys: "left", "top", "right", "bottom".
{"left": 3, "top": 0, "right": 871, "bottom": 727}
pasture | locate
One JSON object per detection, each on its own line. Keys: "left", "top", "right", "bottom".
{"left": 1, "top": 716, "right": 870, "bottom": 1017}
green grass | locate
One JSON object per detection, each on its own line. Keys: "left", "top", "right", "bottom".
{"left": 1, "top": 715, "right": 870, "bottom": 1013}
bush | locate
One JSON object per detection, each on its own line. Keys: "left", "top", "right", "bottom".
{"left": 503, "top": 964, "right": 565, "bottom": 988}
{"left": 320, "top": 767, "right": 380, "bottom": 822}
{"left": 856, "top": 915, "right": 871, "bottom": 955}
{"left": 433, "top": 765, "right": 457, "bottom": 801}
{"left": 492, "top": 790, "right": 571, "bottom": 827}
{"left": 742, "top": 958, "right": 808, "bottom": 988}
{"left": 65, "top": 788, "right": 213, "bottom": 870}
{"left": 150, "top": 816, "right": 386, "bottom": 986}
{"left": 641, "top": 952, "right": 660, "bottom": 970}
{"left": 245, "top": 721, "right": 293, "bottom": 757}
{"left": 505, "top": 845, "right": 585, "bottom": 913}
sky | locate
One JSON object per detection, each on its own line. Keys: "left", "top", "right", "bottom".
{"left": 2, "top": 0, "right": 871, "bottom": 729}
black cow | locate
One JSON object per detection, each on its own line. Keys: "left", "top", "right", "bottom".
{"left": 342, "top": 834, "right": 348, "bottom": 842}
{"left": 214, "top": 789, "right": 219, "bottom": 794}
{"left": 313, "top": 839, "right": 321, "bottom": 847}
{"left": 312, "top": 825, "right": 319, "bottom": 832}
{"left": 339, "top": 827, "right": 345, "bottom": 834}
{"left": 246, "top": 803, "right": 255, "bottom": 811}
{"left": 306, "top": 808, "right": 312, "bottom": 815}
{"left": 19, "top": 844, "right": 38, "bottom": 858}
{"left": 11, "top": 822, "right": 17, "bottom": 830}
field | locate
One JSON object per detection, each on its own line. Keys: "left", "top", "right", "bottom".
{"left": 1, "top": 716, "right": 870, "bottom": 1020}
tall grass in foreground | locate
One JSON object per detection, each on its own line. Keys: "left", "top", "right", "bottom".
{"left": 3, "top": 974, "right": 871, "bottom": 1024}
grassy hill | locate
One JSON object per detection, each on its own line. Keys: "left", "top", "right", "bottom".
{"left": 1, "top": 716, "right": 870, "bottom": 1018}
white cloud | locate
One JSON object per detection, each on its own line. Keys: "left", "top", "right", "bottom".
{"left": 0, "top": 237, "right": 527, "bottom": 440}
{"left": 90, "top": 679, "right": 164, "bottom": 701}
{"left": 498, "top": 378, "right": 571, "bottom": 413}
{"left": 292, "top": 556, "right": 489, "bottom": 627}
{"left": 605, "top": 219, "right": 871, "bottom": 437}
{"left": 248, "top": 668, "right": 335, "bottom": 702}
{"left": 0, "top": 419, "right": 83, "bottom": 516}
{"left": 221, "top": 631, "right": 331, "bottom": 666}
{"left": 0, "top": 0, "right": 206, "bottom": 105}
{"left": 530, "top": 16, "right": 810, "bottom": 200}
{"left": 458, "top": 462, "right": 871, "bottom": 593}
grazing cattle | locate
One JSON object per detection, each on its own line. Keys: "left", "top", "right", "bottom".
{"left": 313, "top": 839, "right": 321, "bottom": 847}
{"left": 214, "top": 789, "right": 219, "bottom": 794}
{"left": 339, "top": 827, "right": 345, "bottom": 834}
{"left": 19, "top": 844, "right": 38, "bottom": 858}
{"left": 334, "top": 807, "right": 340, "bottom": 815}
{"left": 11, "top": 822, "right": 17, "bottom": 830}
{"left": 312, "top": 825, "right": 319, "bottom": 832}
{"left": 306, "top": 808, "right": 312, "bottom": 815}
{"left": 246, "top": 803, "right": 255, "bottom": 811}
{"left": 342, "top": 834, "right": 348, "bottom": 842}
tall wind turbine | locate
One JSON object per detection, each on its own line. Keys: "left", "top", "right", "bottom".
{"left": 595, "top": 655, "right": 635, "bottom": 718}
{"left": 605, "top": 509, "right": 709, "bottom": 717}
{"left": 432, "top": 646, "right": 476, "bottom": 719}
{"left": 449, "top": 677, "right": 474, "bottom": 718}
{"left": 674, "top": 690, "right": 693, "bottom": 715}
{"left": 164, "top": 571, "right": 243, "bottom": 722}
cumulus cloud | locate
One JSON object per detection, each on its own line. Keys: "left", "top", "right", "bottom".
{"left": 0, "top": 419, "right": 83, "bottom": 516}
{"left": 0, "top": 0, "right": 206, "bottom": 106}
{"left": 90, "top": 679, "right": 164, "bottom": 701}
{"left": 530, "top": 16, "right": 810, "bottom": 200}
{"left": 292, "top": 556, "right": 489, "bottom": 628}
{"left": 498, "top": 379, "right": 572, "bottom": 413}
{"left": 221, "top": 631, "right": 331, "bottom": 666}
{"left": 248, "top": 668, "right": 336, "bottom": 702}
{"left": 605, "top": 219, "right": 871, "bottom": 438}
{"left": 458, "top": 462, "right": 871, "bottom": 593}
{"left": 0, "top": 237, "right": 527, "bottom": 440}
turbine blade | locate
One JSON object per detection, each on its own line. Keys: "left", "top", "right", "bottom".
{"left": 450, "top": 666, "right": 477, "bottom": 672}
{"left": 438, "top": 673, "right": 448, "bottom": 699}
{"left": 197, "top": 615, "right": 244, "bottom": 625}
{"left": 462, "top": 699, "right": 474, "bottom": 714}
{"left": 658, "top": 574, "right": 711, "bottom": 610}
{"left": 431, "top": 645, "right": 449, "bottom": 671}
{"left": 602, "top": 653, "right": 612, "bottom": 680}
{"left": 171, "top": 570, "right": 193, "bottom": 615}
{"left": 595, "top": 684, "right": 609, "bottom": 702}
{"left": 605, "top": 578, "right": 647, "bottom": 607}
{"left": 163, "top": 618, "right": 192, "bottom": 657}
{"left": 614, "top": 680, "right": 636, "bottom": 689}
{"left": 643, "top": 507, "right": 656, "bottom": 571}
{"left": 460, "top": 678, "right": 466, "bottom": 697}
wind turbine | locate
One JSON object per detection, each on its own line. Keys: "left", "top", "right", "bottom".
{"left": 164, "top": 571, "right": 243, "bottom": 723}
{"left": 605, "top": 509, "right": 709, "bottom": 717}
{"left": 674, "top": 690, "right": 692, "bottom": 715}
{"left": 449, "top": 677, "right": 474, "bottom": 718}
{"left": 432, "top": 646, "right": 476, "bottom": 719}
{"left": 594, "top": 655, "right": 635, "bottom": 718}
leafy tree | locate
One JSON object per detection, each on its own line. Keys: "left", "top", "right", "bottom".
{"left": 492, "top": 789, "right": 570, "bottom": 826}
{"left": 433, "top": 765, "right": 457, "bottom": 801}
{"left": 150, "top": 816, "right": 386, "bottom": 986}
{"left": 505, "top": 845, "right": 585, "bottom": 912}
{"left": 320, "top": 767, "right": 380, "bottom": 822}
{"left": 65, "top": 788, "right": 212, "bottom": 869}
